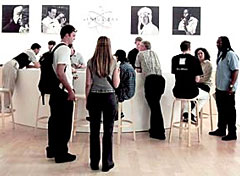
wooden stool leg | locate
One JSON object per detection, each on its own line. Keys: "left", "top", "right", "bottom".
{"left": 200, "top": 108, "right": 203, "bottom": 134}
{"left": 209, "top": 95, "right": 213, "bottom": 131}
{"left": 71, "top": 99, "right": 79, "bottom": 142}
{"left": 1, "top": 93, "right": 5, "bottom": 133}
{"left": 179, "top": 100, "right": 184, "bottom": 139}
{"left": 117, "top": 103, "right": 122, "bottom": 145}
{"left": 187, "top": 100, "right": 191, "bottom": 147}
{"left": 196, "top": 102, "right": 201, "bottom": 143}
{"left": 35, "top": 96, "right": 41, "bottom": 136}
{"left": 9, "top": 91, "right": 15, "bottom": 129}
{"left": 168, "top": 100, "right": 176, "bottom": 143}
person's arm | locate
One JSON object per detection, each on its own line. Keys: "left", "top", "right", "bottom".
{"left": 56, "top": 64, "right": 75, "bottom": 101}
{"left": 85, "top": 67, "right": 92, "bottom": 107}
{"left": 26, "top": 61, "right": 40, "bottom": 68}
{"left": 228, "top": 70, "right": 239, "bottom": 94}
{"left": 112, "top": 67, "right": 120, "bottom": 88}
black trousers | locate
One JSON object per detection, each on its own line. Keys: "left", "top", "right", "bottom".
{"left": 87, "top": 92, "right": 117, "bottom": 167}
{"left": 48, "top": 88, "right": 73, "bottom": 156}
{"left": 216, "top": 89, "right": 236, "bottom": 134}
{"left": 144, "top": 75, "right": 165, "bottom": 136}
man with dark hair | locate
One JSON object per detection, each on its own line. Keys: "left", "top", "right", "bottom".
{"left": 135, "top": 41, "right": 166, "bottom": 140}
{"left": 209, "top": 36, "right": 239, "bottom": 141}
{"left": 171, "top": 40, "right": 208, "bottom": 123}
{"left": 2, "top": 43, "right": 41, "bottom": 111}
{"left": 46, "top": 24, "right": 77, "bottom": 163}
{"left": 48, "top": 40, "right": 56, "bottom": 51}
{"left": 114, "top": 49, "right": 136, "bottom": 103}
{"left": 127, "top": 37, "right": 142, "bottom": 69}
{"left": 178, "top": 9, "right": 198, "bottom": 35}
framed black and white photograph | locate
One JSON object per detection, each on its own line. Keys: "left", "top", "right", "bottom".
{"left": 2, "top": 5, "right": 29, "bottom": 33}
{"left": 131, "top": 6, "right": 159, "bottom": 35}
{"left": 42, "top": 5, "right": 69, "bottom": 34}
{"left": 172, "top": 7, "right": 201, "bottom": 35}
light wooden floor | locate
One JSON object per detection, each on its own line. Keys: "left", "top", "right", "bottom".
{"left": 0, "top": 116, "right": 240, "bottom": 176}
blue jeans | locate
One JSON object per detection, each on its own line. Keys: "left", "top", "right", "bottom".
{"left": 87, "top": 92, "right": 117, "bottom": 167}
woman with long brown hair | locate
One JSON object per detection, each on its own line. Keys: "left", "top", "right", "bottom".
{"left": 85, "top": 36, "right": 120, "bottom": 172}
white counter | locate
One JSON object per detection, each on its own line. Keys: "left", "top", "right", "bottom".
{"left": 12, "top": 69, "right": 222, "bottom": 132}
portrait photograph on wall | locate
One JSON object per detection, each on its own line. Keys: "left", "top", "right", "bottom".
{"left": 131, "top": 6, "right": 159, "bottom": 35}
{"left": 172, "top": 7, "right": 201, "bottom": 35}
{"left": 41, "top": 5, "right": 69, "bottom": 34}
{"left": 2, "top": 5, "right": 29, "bottom": 33}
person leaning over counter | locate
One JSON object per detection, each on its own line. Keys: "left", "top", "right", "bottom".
{"left": 2, "top": 43, "right": 41, "bottom": 112}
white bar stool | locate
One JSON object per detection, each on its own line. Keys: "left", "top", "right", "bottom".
{"left": 116, "top": 101, "right": 136, "bottom": 144}
{"left": 200, "top": 93, "right": 214, "bottom": 134}
{"left": 0, "top": 88, "right": 15, "bottom": 132}
{"left": 35, "top": 94, "right": 50, "bottom": 135}
{"left": 70, "top": 94, "right": 88, "bottom": 142}
{"left": 168, "top": 98, "right": 201, "bottom": 147}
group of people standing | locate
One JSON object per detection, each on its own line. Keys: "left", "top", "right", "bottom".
{"left": 1, "top": 23, "right": 238, "bottom": 173}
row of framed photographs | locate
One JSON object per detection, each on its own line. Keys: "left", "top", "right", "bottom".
{"left": 1, "top": 5, "right": 201, "bottom": 35}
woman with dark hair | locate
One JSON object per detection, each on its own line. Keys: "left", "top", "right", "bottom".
{"left": 194, "top": 48, "right": 212, "bottom": 93}
{"left": 85, "top": 36, "right": 120, "bottom": 172}
{"left": 209, "top": 36, "right": 239, "bottom": 141}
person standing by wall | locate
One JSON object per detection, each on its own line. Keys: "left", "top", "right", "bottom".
{"left": 209, "top": 36, "right": 239, "bottom": 141}
{"left": 85, "top": 36, "right": 120, "bottom": 172}
{"left": 135, "top": 40, "right": 166, "bottom": 140}
{"left": 2, "top": 43, "right": 41, "bottom": 111}
{"left": 46, "top": 25, "right": 77, "bottom": 163}
{"left": 127, "top": 37, "right": 142, "bottom": 69}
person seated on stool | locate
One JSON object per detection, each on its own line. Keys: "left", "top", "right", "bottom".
{"left": 114, "top": 49, "right": 136, "bottom": 118}
{"left": 171, "top": 41, "right": 209, "bottom": 124}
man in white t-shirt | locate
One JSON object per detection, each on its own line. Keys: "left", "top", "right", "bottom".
{"left": 46, "top": 25, "right": 77, "bottom": 163}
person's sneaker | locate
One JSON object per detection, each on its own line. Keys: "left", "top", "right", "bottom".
{"left": 191, "top": 116, "right": 197, "bottom": 125}
{"left": 209, "top": 129, "right": 226, "bottom": 136}
{"left": 222, "top": 134, "right": 237, "bottom": 141}
{"left": 55, "top": 153, "right": 76, "bottom": 163}
{"left": 182, "top": 112, "right": 188, "bottom": 122}
{"left": 46, "top": 147, "right": 55, "bottom": 158}
{"left": 102, "top": 163, "right": 114, "bottom": 172}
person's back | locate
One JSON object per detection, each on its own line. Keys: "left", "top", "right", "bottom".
{"left": 172, "top": 53, "right": 202, "bottom": 98}
{"left": 114, "top": 50, "right": 136, "bottom": 102}
{"left": 172, "top": 41, "right": 203, "bottom": 99}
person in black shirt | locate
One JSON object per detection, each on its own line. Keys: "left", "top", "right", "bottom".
{"left": 127, "top": 37, "right": 142, "bottom": 69}
{"left": 172, "top": 41, "right": 208, "bottom": 123}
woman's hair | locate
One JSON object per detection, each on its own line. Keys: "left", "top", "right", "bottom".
{"left": 91, "top": 36, "right": 114, "bottom": 78}
{"left": 194, "top": 47, "right": 210, "bottom": 61}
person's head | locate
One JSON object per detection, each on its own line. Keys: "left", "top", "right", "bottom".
{"left": 60, "top": 24, "right": 76, "bottom": 44}
{"left": 195, "top": 48, "right": 210, "bottom": 62}
{"left": 48, "top": 40, "right": 56, "bottom": 51}
{"left": 183, "top": 9, "right": 189, "bottom": 18}
{"left": 31, "top": 43, "right": 41, "bottom": 55}
{"left": 91, "top": 36, "right": 113, "bottom": 77}
{"left": 217, "top": 36, "right": 232, "bottom": 52}
{"left": 47, "top": 7, "right": 57, "bottom": 19}
{"left": 137, "top": 7, "right": 153, "bottom": 25}
{"left": 139, "top": 41, "right": 151, "bottom": 51}
{"left": 13, "top": 6, "right": 23, "bottom": 25}
{"left": 135, "top": 36, "right": 143, "bottom": 50}
{"left": 114, "top": 49, "right": 127, "bottom": 63}
{"left": 180, "top": 40, "right": 191, "bottom": 52}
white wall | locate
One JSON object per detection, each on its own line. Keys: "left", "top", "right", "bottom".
{"left": 0, "top": 0, "right": 239, "bottom": 124}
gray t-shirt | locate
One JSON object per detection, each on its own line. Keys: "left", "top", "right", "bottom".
{"left": 87, "top": 59, "right": 117, "bottom": 93}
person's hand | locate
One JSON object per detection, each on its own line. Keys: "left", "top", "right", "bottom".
{"left": 68, "top": 90, "right": 75, "bottom": 101}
